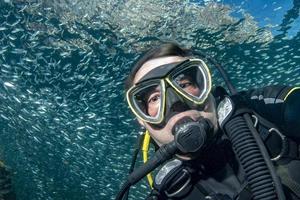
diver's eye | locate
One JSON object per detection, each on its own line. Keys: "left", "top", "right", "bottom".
{"left": 179, "top": 81, "right": 193, "bottom": 89}
{"left": 147, "top": 93, "right": 161, "bottom": 104}
{"left": 178, "top": 79, "right": 201, "bottom": 97}
{"left": 146, "top": 92, "right": 161, "bottom": 117}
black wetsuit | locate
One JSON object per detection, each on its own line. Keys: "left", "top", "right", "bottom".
{"left": 147, "top": 85, "right": 300, "bottom": 200}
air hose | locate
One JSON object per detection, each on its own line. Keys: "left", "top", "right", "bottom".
{"left": 224, "top": 115, "right": 285, "bottom": 200}
{"left": 195, "top": 50, "right": 286, "bottom": 199}
{"left": 123, "top": 133, "right": 146, "bottom": 200}
{"left": 115, "top": 142, "right": 178, "bottom": 200}
{"left": 115, "top": 119, "right": 211, "bottom": 200}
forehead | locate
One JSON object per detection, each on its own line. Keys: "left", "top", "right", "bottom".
{"left": 133, "top": 56, "right": 187, "bottom": 84}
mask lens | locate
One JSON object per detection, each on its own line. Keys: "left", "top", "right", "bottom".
{"left": 129, "top": 80, "right": 164, "bottom": 123}
{"left": 170, "top": 62, "right": 210, "bottom": 103}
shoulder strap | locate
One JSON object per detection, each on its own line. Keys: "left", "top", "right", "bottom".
{"left": 252, "top": 112, "right": 299, "bottom": 161}
{"left": 194, "top": 182, "right": 210, "bottom": 197}
{"left": 252, "top": 113, "right": 300, "bottom": 198}
{"left": 277, "top": 165, "right": 300, "bottom": 198}
{"left": 251, "top": 111, "right": 280, "bottom": 131}
{"left": 235, "top": 183, "right": 252, "bottom": 200}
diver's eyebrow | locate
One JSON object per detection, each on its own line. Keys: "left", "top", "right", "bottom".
{"left": 149, "top": 86, "right": 161, "bottom": 94}
{"left": 145, "top": 86, "right": 161, "bottom": 99}
{"left": 175, "top": 74, "right": 193, "bottom": 82}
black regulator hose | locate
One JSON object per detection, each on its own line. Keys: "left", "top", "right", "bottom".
{"left": 196, "top": 50, "right": 285, "bottom": 199}
{"left": 123, "top": 133, "right": 145, "bottom": 200}
{"left": 115, "top": 118, "right": 211, "bottom": 200}
{"left": 115, "top": 142, "right": 177, "bottom": 200}
{"left": 224, "top": 115, "right": 286, "bottom": 200}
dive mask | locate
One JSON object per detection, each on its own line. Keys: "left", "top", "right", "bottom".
{"left": 126, "top": 59, "right": 212, "bottom": 124}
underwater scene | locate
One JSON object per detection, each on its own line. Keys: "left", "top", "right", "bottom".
{"left": 0, "top": 0, "right": 300, "bottom": 199}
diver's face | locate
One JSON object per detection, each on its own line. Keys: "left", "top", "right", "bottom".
{"left": 133, "top": 56, "right": 219, "bottom": 146}
{"left": 145, "top": 76, "right": 201, "bottom": 118}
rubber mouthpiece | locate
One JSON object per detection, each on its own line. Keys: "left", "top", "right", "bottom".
{"left": 172, "top": 117, "right": 213, "bottom": 154}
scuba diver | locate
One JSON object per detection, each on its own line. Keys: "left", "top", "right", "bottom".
{"left": 118, "top": 42, "right": 300, "bottom": 200}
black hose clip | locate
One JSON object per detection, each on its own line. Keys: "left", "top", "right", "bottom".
{"left": 251, "top": 115, "right": 289, "bottom": 162}
{"left": 269, "top": 128, "right": 288, "bottom": 161}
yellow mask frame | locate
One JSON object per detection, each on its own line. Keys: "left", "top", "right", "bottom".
{"left": 127, "top": 59, "right": 212, "bottom": 125}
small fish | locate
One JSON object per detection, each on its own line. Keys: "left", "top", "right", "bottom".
{"left": 11, "top": 28, "right": 24, "bottom": 33}
{"left": 4, "top": 82, "right": 15, "bottom": 88}
{"left": 18, "top": 5, "right": 28, "bottom": 12}
{"left": 2, "top": 64, "right": 10, "bottom": 69}
{"left": 32, "top": 136, "right": 41, "bottom": 143}
{"left": 273, "top": 6, "right": 282, "bottom": 11}
{"left": 29, "top": 31, "right": 41, "bottom": 40}
{"left": 0, "top": 113, "right": 10, "bottom": 121}
{"left": 9, "top": 41, "right": 16, "bottom": 47}
{"left": 8, "top": 19, "right": 21, "bottom": 27}
{"left": 60, "top": 51, "right": 70, "bottom": 57}
{"left": 11, "top": 48, "right": 27, "bottom": 54}
{"left": 0, "top": 27, "right": 7, "bottom": 31}
{"left": 34, "top": 52, "right": 43, "bottom": 57}
{"left": 36, "top": 16, "right": 44, "bottom": 22}
{"left": 18, "top": 115, "right": 28, "bottom": 122}
{"left": 26, "top": 89, "right": 33, "bottom": 94}
{"left": 24, "top": 57, "right": 36, "bottom": 63}
{"left": 13, "top": 96, "right": 21, "bottom": 103}
{"left": 28, "top": 41, "right": 38, "bottom": 48}
{"left": 43, "top": 7, "right": 52, "bottom": 11}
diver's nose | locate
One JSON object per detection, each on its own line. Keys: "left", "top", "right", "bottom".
{"left": 169, "top": 101, "right": 189, "bottom": 113}
{"left": 165, "top": 87, "right": 190, "bottom": 115}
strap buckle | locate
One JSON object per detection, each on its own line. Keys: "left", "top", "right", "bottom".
{"left": 268, "top": 128, "right": 288, "bottom": 161}
{"left": 251, "top": 115, "right": 258, "bottom": 128}
{"left": 251, "top": 115, "right": 288, "bottom": 162}
{"left": 165, "top": 169, "right": 191, "bottom": 197}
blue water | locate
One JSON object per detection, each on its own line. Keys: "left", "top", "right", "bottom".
{"left": 0, "top": 0, "right": 299, "bottom": 199}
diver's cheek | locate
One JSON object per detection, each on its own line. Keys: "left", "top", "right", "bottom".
{"left": 199, "top": 111, "right": 219, "bottom": 133}
{"left": 198, "top": 111, "right": 213, "bottom": 119}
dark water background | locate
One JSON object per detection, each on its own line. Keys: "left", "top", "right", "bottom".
{"left": 0, "top": 0, "right": 299, "bottom": 199}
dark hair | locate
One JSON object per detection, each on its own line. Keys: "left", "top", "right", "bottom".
{"left": 124, "top": 42, "right": 194, "bottom": 91}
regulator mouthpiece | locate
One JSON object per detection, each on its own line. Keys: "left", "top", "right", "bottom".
{"left": 172, "top": 117, "right": 213, "bottom": 154}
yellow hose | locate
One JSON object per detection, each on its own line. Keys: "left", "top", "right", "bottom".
{"left": 142, "top": 130, "right": 153, "bottom": 188}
